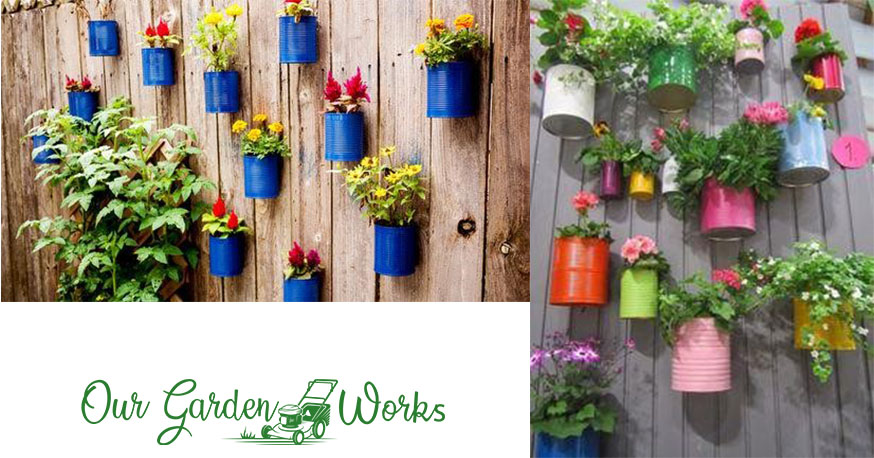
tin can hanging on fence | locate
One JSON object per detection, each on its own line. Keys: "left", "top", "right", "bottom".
{"left": 243, "top": 155, "right": 282, "bottom": 199}
{"left": 599, "top": 160, "right": 622, "bottom": 200}
{"left": 533, "top": 429, "right": 599, "bottom": 458}
{"left": 647, "top": 45, "right": 698, "bottom": 112}
{"left": 426, "top": 61, "right": 476, "bottom": 118}
{"left": 671, "top": 317, "right": 731, "bottom": 393}
{"left": 699, "top": 177, "right": 756, "bottom": 240}
{"left": 374, "top": 224, "right": 418, "bottom": 277}
{"left": 620, "top": 268, "right": 658, "bottom": 319}
{"left": 67, "top": 91, "right": 99, "bottom": 122}
{"left": 793, "top": 299, "right": 855, "bottom": 350}
{"left": 628, "top": 171, "right": 655, "bottom": 201}
{"left": 31, "top": 135, "right": 59, "bottom": 165}
{"left": 209, "top": 234, "right": 244, "bottom": 277}
{"left": 279, "top": 16, "right": 318, "bottom": 63}
{"left": 541, "top": 64, "right": 595, "bottom": 139}
{"left": 809, "top": 54, "right": 845, "bottom": 104}
{"left": 550, "top": 237, "right": 609, "bottom": 306}
{"left": 142, "top": 48, "right": 175, "bottom": 86}
{"left": 778, "top": 112, "right": 830, "bottom": 187}
{"left": 324, "top": 112, "right": 364, "bottom": 162}
{"left": 204, "top": 71, "right": 240, "bottom": 113}
{"left": 88, "top": 20, "right": 120, "bottom": 56}
{"left": 661, "top": 155, "right": 680, "bottom": 195}
{"left": 734, "top": 28, "right": 765, "bottom": 75}
{"left": 283, "top": 276, "right": 321, "bottom": 302}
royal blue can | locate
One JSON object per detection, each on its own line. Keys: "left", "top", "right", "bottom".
{"left": 32, "top": 135, "right": 59, "bottom": 164}
{"left": 426, "top": 61, "right": 477, "bottom": 118}
{"left": 209, "top": 234, "right": 244, "bottom": 277}
{"left": 374, "top": 223, "right": 417, "bottom": 277}
{"left": 778, "top": 111, "right": 830, "bottom": 187}
{"left": 204, "top": 71, "right": 240, "bottom": 113}
{"left": 533, "top": 430, "right": 599, "bottom": 458}
{"left": 325, "top": 112, "right": 364, "bottom": 162}
{"left": 68, "top": 91, "right": 99, "bottom": 122}
{"left": 279, "top": 15, "right": 318, "bottom": 63}
{"left": 142, "top": 48, "right": 175, "bottom": 86}
{"left": 88, "top": 20, "right": 120, "bottom": 56}
{"left": 283, "top": 276, "right": 321, "bottom": 302}
{"left": 243, "top": 155, "right": 282, "bottom": 199}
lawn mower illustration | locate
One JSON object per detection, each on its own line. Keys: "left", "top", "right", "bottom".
{"left": 261, "top": 378, "right": 338, "bottom": 444}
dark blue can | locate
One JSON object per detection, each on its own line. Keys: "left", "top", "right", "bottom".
{"left": 204, "top": 71, "right": 240, "bottom": 113}
{"left": 142, "top": 48, "right": 175, "bottom": 86}
{"left": 279, "top": 16, "right": 318, "bottom": 63}
{"left": 32, "top": 135, "right": 59, "bottom": 164}
{"left": 533, "top": 430, "right": 599, "bottom": 458}
{"left": 68, "top": 91, "right": 99, "bottom": 122}
{"left": 243, "top": 155, "right": 282, "bottom": 199}
{"left": 325, "top": 112, "right": 364, "bottom": 161}
{"left": 427, "top": 61, "right": 477, "bottom": 118}
{"left": 209, "top": 234, "right": 244, "bottom": 277}
{"left": 374, "top": 223, "right": 417, "bottom": 277}
{"left": 283, "top": 276, "right": 321, "bottom": 302}
{"left": 88, "top": 20, "right": 120, "bottom": 56}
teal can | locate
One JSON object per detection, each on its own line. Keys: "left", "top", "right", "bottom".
{"left": 647, "top": 45, "right": 698, "bottom": 112}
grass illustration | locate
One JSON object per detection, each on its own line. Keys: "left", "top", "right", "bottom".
{"left": 240, "top": 427, "right": 257, "bottom": 439}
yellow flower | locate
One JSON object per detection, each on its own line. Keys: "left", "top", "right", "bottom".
{"left": 407, "top": 164, "right": 423, "bottom": 175}
{"left": 804, "top": 74, "right": 824, "bottom": 91}
{"left": 379, "top": 146, "right": 396, "bottom": 157}
{"left": 454, "top": 14, "right": 475, "bottom": 30}
{"left": 232, "top": 120, "right": 248, "bottom": 134}
{"left": 426, "top": 18, "right": 446, "bottom": 37}
{"left": 373, "top": 187, "right": 387, "bottom": 198}
{"left": 415, "top": 43, "right": 426, "bottom": 56}
{"left": 386, "top": 172, "right": 403, "bottom": 184}
{"left": 268, "top": 122, "right": 283, "bottom": 134}
{"left": 226, "top": 3, "right": 243, "bottom": 17}
{"left": 204, "top": 10, "right": 223, "bottom": 25}
{"left": 810, "top": 105, "right": 827, "bottom": 119}
{"left": 246, "top": 128, "right": 262, "bottom": 142}
{"left": 253, "top": 113, "right": 268, "bottom": 123}
{"left": 361, "top": 157, "right": 372, "bottom": 167}
{"left": 593, "top": 121, "right": 610, "bottom": 139}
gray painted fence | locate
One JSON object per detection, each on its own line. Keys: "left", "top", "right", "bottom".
{"left": 530, "top": 4, "right": 874, "bottom": 457}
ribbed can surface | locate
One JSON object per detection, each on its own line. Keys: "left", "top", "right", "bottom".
{"left": 209, "top": 234, "right": 244, "bottom": 277}
{"left": 67, "top": 91, "right": 99, "bottom": 121}
{"left": 734, "top": 28, "right": 765, "bottom": 75}
{"left": 279, "top": 16, "right": 318, "bottom": 63}
{"left": 142, "top": 48, "right": 175, "bottom": 86}
{"left": 32, "top": 135, "right": 59, "bottom": 164}
{"left": 550, "top": 237, "right": 610, "bottom": 306}
{"left": 427, "top": 61, "right": 476, "bottom": 118}
{"left": 374, "top": 224, "right": 417, "bottom": 277}
{"left": 700, "top": 177, "right": 756, "bottom": 240}
{"left": 599, "top": 160, "right": 622, "bottom": 200}
{"left": 243, "top": 155, "right": 282, "bottom": 199}
{"left": 778, "top": 112, "right": 829, "bottom": 187}
{"left": 283, "top": 276, "right": 321, "bottom": 302}
{"left": 793, "top": 299, "right": 856, "bottom": 350}
{"left": 204, "top": 71, "right": 240, "bottom": 113}
{"left": 810, "top": 54, "right": 845, "bottom": 103}
{"left": 628, "top": 171, "right": 655, "bottom": 201}
{"left": 671, "top": 318, "right": 731, "bottom": 393}
{"left": 533, "top": 429, "right": 599, "bottom": 458}
{"left": 324, "top": 112, "right": 364, "bottom": 161}
{"left": 88, "top": 20, "right": 120, "bottom": 56}
{"left": 647, "top": 45, "right": 698, "bottom": 111}
{"left": 620, "top": 268, "right": 658, "bottom": 319}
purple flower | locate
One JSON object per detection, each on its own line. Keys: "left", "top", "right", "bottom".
{"left": 530, "top": 350, "right": 544, "bottom": 370}
{"left": 625, "top": 337, "right": 636, "bottom": 350}
{"left": 569, "top": 343, "right": 600, "bottom": 364}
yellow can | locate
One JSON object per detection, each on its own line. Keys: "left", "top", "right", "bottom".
{"left": 793, "top": 299, "right": 856, "bottom": 350}
{"left": 628, "top": 171, "right": 655, "bottom": 201}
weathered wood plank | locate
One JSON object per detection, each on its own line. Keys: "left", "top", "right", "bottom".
{"left": 80, "top": 0, "right": 107, "bottom": 107}
{"left": 152, "top": 0, "right": 185, "bottom": 129}
{"left": 125, "top": 0, "right": 155, "bottom": 117}
{"left": 100, "top": 0, "right": 129, "bottom": 102}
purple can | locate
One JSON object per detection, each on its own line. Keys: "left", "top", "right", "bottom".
{"left": 600, "top": 160, "right": 622, "bottom": 199}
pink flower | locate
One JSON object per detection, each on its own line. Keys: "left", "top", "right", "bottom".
{"left": 571, "top": 190, "right": 599, "bottom": 213}
{"left": 651, "top": 138, "right": 663, "bottom": 152}
{"left": 621, "top": 238, "right": 642, "bottom": 263}
{"left": 740, "top": 0, "right": 768, "bottom": 20}
{"left": 679, "top": 118, "right": 689, "bottom": 130}
{"left": 653, "top": 127, "right": 666, "bottom": 141}
{"left": 635, "top": 235, "right": 657, "bottom": 255}
{"left": 712, "top": 268, "right": 742, "bottom": 290}
{"left": 625, "top": 338, "right": 636, "bottom": 350}
{"left": 532, "top": 70, "right": 543, "bottom": 86}
{"left": 744, "top": 101, "right": 788, "bottom": 125}
{"left": 324, "top": 71, "right": 342, "bottom": 102}
{"left": 530, "top": 15, "right": 537, "bottom": 25}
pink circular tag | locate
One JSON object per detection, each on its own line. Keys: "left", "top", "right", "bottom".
{"left": 832, "top": 135, "right": 871, "bottom": 169}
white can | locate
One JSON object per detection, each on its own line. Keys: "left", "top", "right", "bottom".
{"left": 541, "top": 64, "right": 595, "bottom": 139}
{"left": 661, "top": 154, "right": 680, "bottom": 195}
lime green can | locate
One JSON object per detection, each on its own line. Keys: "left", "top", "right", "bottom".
{"left": 620, "top": 268, "right": 658, "bottom": 319}
{"left": 647, "top": 45, "right": 697, "bottom": 112}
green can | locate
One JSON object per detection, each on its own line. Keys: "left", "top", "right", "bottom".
{"left": 647, "top": 45, "right": 698, "bottom": 112}
{"left": 620, "top": 268, "right": 658, "bottom": 319}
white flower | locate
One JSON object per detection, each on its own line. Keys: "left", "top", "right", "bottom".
{"left": 852, "top": 288, "right": 862, "bottom": 300}
{"left": 756, "top": 286, "right": 763, "bottom": 295}
{"left": 802, "top": 292, "right": 811, "bottom": 301}
{"left": 831, "top": 290, "right": 840, "bottom": 299}
{"left": 822, "top": 323, "right": 829, "bottom": 331}
{"left": 811, "top": 350, "right": 820, "bottom": 358}
{"left": 859, "top": 327, "right": 869, "bottom": 337}
{"left": 742, "top": 279, "right": 749, "bottom": 286}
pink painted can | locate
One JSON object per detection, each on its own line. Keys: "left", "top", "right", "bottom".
{"left": 734, "top": 28, "right": 765, "bottom": 75}
{"left": 810, "top": 54, "right": 845, "bottom": 103}
{"left": 671, "top": 317, "right": 731, "bottom": 393}
{"left": 699, "top": 177, "right": 756, "bottom": 240}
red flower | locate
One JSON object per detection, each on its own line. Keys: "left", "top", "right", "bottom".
{"left": 212, "top": 196, "right": 226, "bottom": 217}
{"left": 795, "top": 18, "right": 822, "bottom": 43}
{"left": 65, "top": 75, "right": 77, "bottom": 91}
{"left": 156, "top": 18, "right": 170, "bottom": 37}
{"left": 81, "top": 76, "right": 92, "bottom": 91}
{"left": 145, "top": 24, "right": 156, "bottom": 37}
{"left": 324, "top": 71, "right": 342, "bottom": 102}
{"left": 565, "top": 13, "right": 585, "bottom": 32}
{"left": 289, "top": 242, "right": 305, "bottom": 267}
{"left": 343, "top": 67, "right": 371, "bottom": 103}
{"left": 306, "top": 249, "right": 321, "bottom": 267}
{"left": 712, "top": 269, "right": 741, "bottom": 290}
{"left": 285, "top": 0, "right": 302, "bottom": 3}
{"left": 227, "top": 211, "right": 239, "bottom": 230}
{"left": 532, "top": 70, "right": 543, "bottom": 86}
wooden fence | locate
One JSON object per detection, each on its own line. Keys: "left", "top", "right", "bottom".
{"left": 0, "top": 0, "right": 530, "bottom": 302}
{"left": 531, "top": 3, "right": 874, "bottom": 457}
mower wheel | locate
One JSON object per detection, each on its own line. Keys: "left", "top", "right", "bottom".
{"left": 292, "top": 430, "right": 304, "bottom": 445}
{"left": 261, "top": 425, "right": 273, "bottom": 439}
{"left": 312, "top": 420, "right": 326, "bottom": 439}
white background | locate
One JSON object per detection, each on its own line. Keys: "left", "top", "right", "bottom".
{"left": 0, "top": 303, "right": 528, "bottom": 457}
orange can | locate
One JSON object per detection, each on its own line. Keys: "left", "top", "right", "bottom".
{"left": 550, "top": 237, "right": 610, "bottom": 306}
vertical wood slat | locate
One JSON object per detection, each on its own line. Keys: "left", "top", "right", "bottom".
{"left": 152, "top": 0, "right": 185, "bottom": 129}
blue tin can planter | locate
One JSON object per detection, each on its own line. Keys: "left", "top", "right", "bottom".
{"left": 204, "top": 71, "right": 240, "bottom": 113}
{"left": 68, "top": 91, "right": 99, "bottom": 122}
{"left": 778, "top": 112, "right": 830, "bottom": 187}
{"left": 88, "top": 20, "right": 120, "bottom": 56}
{"left": 374, "top": 223, "right": 417, "bottom": 277}
{"left": 427, "top": 61, "right": 477, "bottom": 118}
{"left": 325, "top": 112, "right": 364, "bottom": 161}
{"left": 283, "top": 276, "right": 321, "bottom": 302}
{"left": 533, "top": 430, "right": 599, "bottom": 458}
{"left": 142, "top": 48, "right": 175, "bottom": 86}
{"left": 243, "top": 155, "right": 282, "bottom": 199}
{"left": 209, "top": 234, "right": 244, "bottom": 277}
{"left": 32, "top": 135, "right": 59, "bottom": 164}
{"left": 279, "top": 16, "right": 318, "bottom": 63}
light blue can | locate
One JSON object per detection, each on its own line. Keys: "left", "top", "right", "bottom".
{"left": 778, "top": 112, "right": 830, "bottom": 187}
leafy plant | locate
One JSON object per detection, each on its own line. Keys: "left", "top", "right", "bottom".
{"left": 791, "top": 18, "right": 847, "bottom": 71}
{"left": 555, "top": 190, "right": 611, "bottom": 240}
{"left": 324, "top": 67, "right": 371, "bottom": 114}
{"left": 65, "top": 75, "right": 99, "bottom": 93}
{"left": 787, "top": 98, "right": 832, "bottom": 130}
{"left": 17, "top": 97, "right": 215, "bottom": 301}
{"left": 578, "top": 122, "right": 625, "bottom": 172}
{"left": 534, "top": 0, "right": 607, "bottom": 78}
{"left": 621, "top": 136, "right": 664, "bottom": 177}
{"left": 279, "top": 0, "right": 315, "bottom": 20}
{"left": 184, "top": 5, "right": 242, "bottom": 71}
{"left": 284, "top": 241, "right": 323, "bottom": 280}
{"left": 22, "top": 107, "right": 71, "bottom": 162}
{"left": 232, "top": 114, "right": 290, "bottom": 159}
{"left": 727, "top": 0, "right": 784, "bottom": 41}
{"left": 531, "top": 334, "right": 631, "bottom": 439}
{"left": 620, "top": 235, "right": 669, "bottom": 275}
{"left": 139, "top": 17, "right": 182, "bottom": 48}
{"left": 201, "top": 196, "right": 250, "bottom": 238}
{"left": 337, "top": 146, "right": 426, "bottom": 227}
{"left": 414, "top": 13, "right": 488, "bottom": 66}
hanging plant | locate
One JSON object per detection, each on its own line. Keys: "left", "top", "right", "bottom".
{"left": 185, "top": 4, "right": 243, "bottom": 112}
{"left": 620, "top": 235, "right": 670, "bottom": 319}
{"left": 138, "top": 18, "right": 181, "bottom": 86}
{"left": 201, "top": 196, "right": 251, "bottom": 278}
{"left": 792, "top": 18, "right": 847, "bottom": 103}
{"left": 728, "top": 0, "right": 784, "bottom": 74}
{"left": 278, "top": 0, "right": 318, "bottom": 63}
{"left": 324, "top": 68, "right": 371, "bottom": 162}
{"left": 283, "top": 241, "right": 324, "bottom": 302}
{"left": 233, "top": 114, "right": 290, "bottom": 199}
{"left": 551, "top": 191, "right": 612, "bottom": 306}
{"left": 578, "top": 122, "right": 626, "bottom": 200}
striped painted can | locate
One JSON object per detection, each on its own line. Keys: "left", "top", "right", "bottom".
{"left": 426, "top": 61, "right": 476, "bottom": 118}
{"left": 541, "top": 64, "right": 595, "bottom": 139}
{"left": 88, "top": 20, "right": 120, "bottom": 56}
{"left": 778, "top": 112, "right": 830, "bottom": 187}
{"left": 533, "top": 429, "right": 599, "bottom": 458}
{"left": 243, "top": 155, "right": 282, "bottom": 199}
{"left": 374, "top": 223, "right": 417, "bottom": 277}
{"left": 142, "top": 48, "right": 175, "bottom": 86}
{"left": 283, "top": 276, "right": 321, "bottom": 302}
{"left": 204, "top": 71, "right": 240, "bottom": 113}
{"left": 620, "top": 268, "right": 658, "bottom": 319}
{"left": 67, "top": 91, "right": 99, "bottom": 122}
{"left": 279, "top": 16, "right": 318, "bottom": 63}
{"left": 209, "top": 234, "right": 244, "bottom": 277}
{"left": 549, "top": 237, "right": 610, "bottom": 306}
{"left": 324, "top": 112, "right": 364, "bottom": 161}
{"left": 671, "top": 317, "right": 731, "bottom": 393}
{"left": 809, "top": 53, "right": 845, "bottom": 103}
{"left": 700, "top": 177, "right": 756, "bottom": 240}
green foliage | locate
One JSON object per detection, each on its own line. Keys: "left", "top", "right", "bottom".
{"left": 534, "top": 0, "right": 607, "bottom": 76}
{"left": 792, "top": 32, "right": 848, "bottom": 72}
{"left": 200, "top": 212, "right": 251, "bottom": 238}
{"left": 416, "top": 15, "right": 489, "bottom": 66}
{"left": 184, "top": 8, "right": 240, "bottom": 71}
{"left": 578, "top": 129, "right": 625, "bottom": 172}
{"left": 233, "top": 117, "right": 290, "bottom": 159}
{"left": 621, "top": 142, "right": 664, "bottom": 177}
{"left": 18, "top": 97, "right": 215, "bottom": 301}
{"left": 555, "top": 220, "right": 612, "bottom": 241}
{"left": 279, "top": 0, "right": 315, "bottom": 19}
{"left": 728, "top": 5, "right": 784, "bottom": 41}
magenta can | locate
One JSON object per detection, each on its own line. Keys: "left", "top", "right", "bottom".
{"left": 699, "top": 177, "right": 756, "bottom": 240}
{"left": 810, "top": 54, "right": 845, "bottom": 103}
{"left": 599, "top": 160, "right": 622, "bottom": 200}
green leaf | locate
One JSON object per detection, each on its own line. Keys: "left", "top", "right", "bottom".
{"left": 547, "top": 400, "right": 568, "bottom": 416}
